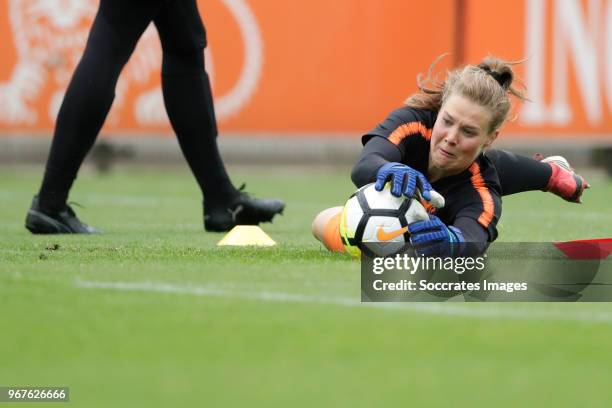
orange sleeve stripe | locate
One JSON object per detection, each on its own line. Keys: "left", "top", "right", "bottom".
{"left": 388, "top": 121, "right": 432, "bottom": 145}
{"left": 323, "top": 212, "right": 345, "bottom": 253}
{"left": 468, "top": 162, "right": 495, "bottom": 228}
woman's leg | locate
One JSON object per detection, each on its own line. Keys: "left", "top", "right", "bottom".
{"left": 312, "top": 206, "right": 345, "bottom": 252}
{"left": 38, "top": 0, "right": 162, "bottom": 212}
{"left": 485, "top": 149, "right": 552, "bottom": 195}
{"left": 153, "top": 0, "right": 284, "bottom": 231}
{"left": 153, "top": 0, "right": 236, "bottom": 206}
{"left": 485, "top": 149, "right": 588, "bottom": 202}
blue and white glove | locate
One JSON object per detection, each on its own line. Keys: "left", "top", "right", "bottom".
{"left": 375, "top": 162, "right": 433, "bottom": 201}
{"left": 408, "top": 215, "right": 465, "bottom": 257}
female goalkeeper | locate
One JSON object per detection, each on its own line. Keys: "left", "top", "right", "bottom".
{"left": 312, "top": 56, "right": 589, "bottom": 256}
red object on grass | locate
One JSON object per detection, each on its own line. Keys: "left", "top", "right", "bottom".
{"left": 553, "top": 238, "right": 612, "bottom": 260}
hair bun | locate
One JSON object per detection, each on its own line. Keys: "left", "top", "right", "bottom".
{"left": 495, "top": 71, "right": 513, "bottom": 90}
{"left": 478, "top": 61, "right": 513, "bottom": 90}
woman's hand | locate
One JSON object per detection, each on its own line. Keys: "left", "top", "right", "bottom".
{"left": 375, "top": 162, "right": 433, "bottom": 200}
{"left": 408, "top": 215, "right": 465, "bottom": 257}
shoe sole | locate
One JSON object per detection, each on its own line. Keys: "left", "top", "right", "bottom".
{"left": 542, "top": 156, "right": 572, "bottom": 171}
{"left": 26, "top": 209, "right": 75, "bottom": 234}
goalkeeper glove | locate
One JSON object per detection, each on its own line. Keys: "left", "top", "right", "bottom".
{"left": 408, "top": 215, "right": 465, "bottom": 257}
{"left": 375, "top": 162, "right": 433, "bottom": 201}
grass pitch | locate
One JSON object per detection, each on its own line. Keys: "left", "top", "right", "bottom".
{"left": 1, "top": 165, "right": 611, "bottom": 407}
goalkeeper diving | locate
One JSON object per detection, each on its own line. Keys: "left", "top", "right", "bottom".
{"left": 312, "top": 56, "right": 589, "bottom": 257}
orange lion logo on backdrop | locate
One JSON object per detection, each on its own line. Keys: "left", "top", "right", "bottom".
{"left": 0, "top": 0, "right": 263, "bottom": 130}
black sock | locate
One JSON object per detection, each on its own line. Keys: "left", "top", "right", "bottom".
{"left": 485, "top": 149, "right": 552, "bottom": 196}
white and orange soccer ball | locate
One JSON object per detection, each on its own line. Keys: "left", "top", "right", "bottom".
{"left": 339, "top": 182, "right": 444, "bottom": 257}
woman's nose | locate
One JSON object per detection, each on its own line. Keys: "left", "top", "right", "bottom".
{"left": 444, "top": 127, "right": 459, "bottom": 144}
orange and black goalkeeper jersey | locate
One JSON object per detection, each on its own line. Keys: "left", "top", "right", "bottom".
{"left": 362, "top": 107, "right": 436, "bottom": 162}
{"left": 355, "top": 106, "right": 502, "bottom": 242}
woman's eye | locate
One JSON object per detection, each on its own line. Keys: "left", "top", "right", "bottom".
{"left": 444, "top": 118, "right": 452, "bottom": 126}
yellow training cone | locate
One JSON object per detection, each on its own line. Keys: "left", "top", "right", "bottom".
{"left": 217, "top": 225, "right": 277, "bottom": 247}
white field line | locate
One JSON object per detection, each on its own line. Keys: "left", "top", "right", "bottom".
{"left": 75, "top": 279, "right": 612, "bottom": 324}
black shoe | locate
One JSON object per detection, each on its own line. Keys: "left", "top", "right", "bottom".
{"left": 204, "top": 185, "right": 285, "bottom": 232}
{"left": 25, "top": 195, "right": 98, "bottom": 234}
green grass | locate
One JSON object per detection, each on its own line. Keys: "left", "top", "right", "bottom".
{"left": 1, "top": 165, "right": 611, "bottom": 407}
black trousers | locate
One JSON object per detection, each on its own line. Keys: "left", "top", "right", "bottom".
{"left": 40, "top": 0, "right": 236, "bottom": 211}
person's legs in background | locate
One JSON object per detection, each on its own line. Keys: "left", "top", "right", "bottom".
{"left": 27, "top": 0, "right": 163, "bottom": 233}
{"left": 154, "top": 0, "right": 284, "bottom": 232}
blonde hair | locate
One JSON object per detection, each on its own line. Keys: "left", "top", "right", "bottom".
{"left": 405, "top": 55, "right": 528, "bottom": 133}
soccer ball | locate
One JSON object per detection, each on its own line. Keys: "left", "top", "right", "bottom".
{"left": 339, "top": 182, "right": 430, "bottom": 257}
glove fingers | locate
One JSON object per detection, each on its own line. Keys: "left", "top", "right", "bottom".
{"left": 390, "top": 172, "right": 405, "bottom": 197}
{"left": 407, "top": 219, "right": 437, "bottom": 234}
{"left": 375, "top": 169, "right": 391, "bottom": 191}
{"left": 404, "top": 173, "right": 417, "bottom": 198}
{"left": 408, "top": 215, "right": 443, "bottom": 234}
{"left": 416, "top": 174, "right": 433, "bottom": 201}
{"left": 410, "top": 230, "right": 447, "bottom": 244}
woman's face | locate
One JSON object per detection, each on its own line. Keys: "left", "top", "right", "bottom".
{"left": 429, "top": 94, "right": 498, "bottom": 177}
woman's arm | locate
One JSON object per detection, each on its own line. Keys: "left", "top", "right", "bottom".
{"left": 351, "top": 137, "right": 402, "bottom": 188}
